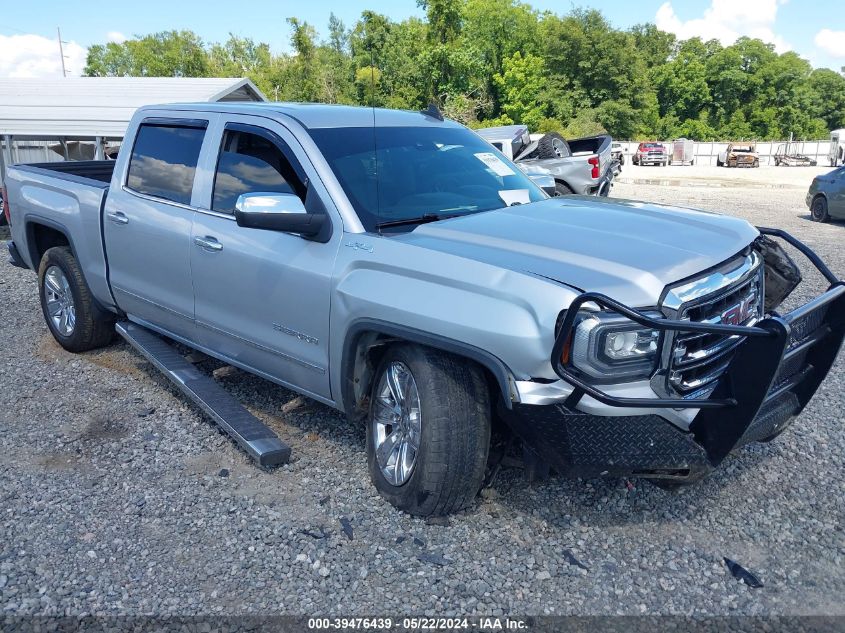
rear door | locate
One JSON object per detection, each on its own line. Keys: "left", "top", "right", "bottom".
{"left": 104, "top": 116, "right": 212, "bottom": 338}
{"left": 189, "top": 116, "right": 341, "bottom": 400}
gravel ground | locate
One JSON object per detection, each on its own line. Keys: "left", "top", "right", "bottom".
{"left": 1, "top": 166, "right": 844, "bottom": 617}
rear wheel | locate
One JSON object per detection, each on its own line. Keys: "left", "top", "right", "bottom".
{"left": 38, "top": 246, "right": 114, "bottom": 352}
{"left": 366, "top": 344, "right": 491, "bottom": 516}
{"left": 554, "top": 182, "right": 574, "bottom": 196}
{"left": 811, "top": 195, "right": 830, "bottom": 223}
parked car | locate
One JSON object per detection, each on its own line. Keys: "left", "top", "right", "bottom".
{"left": 774, "top": 143, "right": 817, "bottom": 167}
{"left": 632, "top": 142, "right": 669, "bottom": 166}
{"left": 611, "top": 142, "right": 624, "bottom": 165}
{"left": 717, "top": 143, "right": 759, "bottom": 168}
{"left": 475, "top": 125, "right": 614, "bottom": 196}
{"left": 828, "top": 129, "right": 844, "bottom": 167}
{"left": 806, "top": 165, "right": 845, "bottom": 222}
{"left": 5, "top": 103, "right": 844, "bottom": 516}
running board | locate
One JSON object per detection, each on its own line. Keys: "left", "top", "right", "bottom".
{"left": 116, "top": 321, "right": 291, "bottom": 467}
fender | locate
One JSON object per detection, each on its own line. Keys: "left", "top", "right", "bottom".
{"left": 341, "top": 318, "right": 518, "bottom": 417}
{"left": 24, "top": 215, "right": 118, "bottom": 318}
{"left": 24, "top": 215, "right": 79, "bottom": 271}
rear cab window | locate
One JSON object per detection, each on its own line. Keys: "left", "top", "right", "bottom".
{"left": 126, "top": 121, "right": 207, "bottom": 205}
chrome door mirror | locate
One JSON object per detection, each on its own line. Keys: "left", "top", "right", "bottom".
{"left": 234, "top": 192, "right": 325, "bottom": 237}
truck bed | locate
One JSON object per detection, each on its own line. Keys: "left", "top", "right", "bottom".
{"left": 5, "top": 160, "right": 116, "bottom": 309}
{"left": 19, "top": 160, "right": 115, "bottom": 186}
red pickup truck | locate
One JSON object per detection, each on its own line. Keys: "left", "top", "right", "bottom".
{"left": 632, "top": 142, "right": 669, "bottom": 166}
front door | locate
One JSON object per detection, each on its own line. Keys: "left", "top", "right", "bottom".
{"left": 832, "top": 167, "right": 845, "bottom": 218}
{"left": 104, "top": 117, "right": 210, "bottom": 338}
{"left": 190, "top": 118, "right": 341, "bottom": 400}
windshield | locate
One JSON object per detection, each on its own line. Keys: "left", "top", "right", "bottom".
{"left": 308, "top": 125, "right": 545, "bottom": 232}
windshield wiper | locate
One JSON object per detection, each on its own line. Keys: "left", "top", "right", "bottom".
{"left": 376, "top": 213, "right": 458, "bottom": 230}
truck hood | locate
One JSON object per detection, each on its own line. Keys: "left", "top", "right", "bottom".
{"left": 395, "top": 197, "right": 759, "bottom": 306}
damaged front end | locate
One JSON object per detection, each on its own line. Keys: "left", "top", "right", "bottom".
{"left": 504, "top": 228, "right": 845, "bottom": 484}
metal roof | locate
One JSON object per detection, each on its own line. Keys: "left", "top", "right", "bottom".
{"left": 0, "top": 77, "right": 266, "bottom": 139}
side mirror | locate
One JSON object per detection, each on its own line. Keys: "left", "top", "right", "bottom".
{"left": 527, "top": 173, "right": 556, "bottom": 196}
{"left": 234, "top": 192, "right": 326, "bottom": 237}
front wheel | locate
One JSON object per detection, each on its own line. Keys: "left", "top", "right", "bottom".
{"left": 811, "top": 196, "right": 830, "bottom": 223}
{"left": 38, "top": 246, "right": 114, "bottom": 352}
{"left": 367, "top": 344, "right": 491, "bottom": 516}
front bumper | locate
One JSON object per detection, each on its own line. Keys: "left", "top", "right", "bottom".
{"left": 505, "top": 229, "right": 845, "bottom": 482}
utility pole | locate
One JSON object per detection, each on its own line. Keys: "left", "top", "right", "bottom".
{"left": 57, "top": 27, "right": 67, "bottom": 77}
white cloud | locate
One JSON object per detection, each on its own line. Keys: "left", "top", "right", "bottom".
{"left": 107, "top": 31, "right": 127, "bottom": 44}
{"left": 655, "top": 0, "right": 791, "bottom": 53}
{"left": 0, "top": 33, "right": 87, "bottom": 78}
{"left": 814, "top": 29, "right": 845, "bottom": 59}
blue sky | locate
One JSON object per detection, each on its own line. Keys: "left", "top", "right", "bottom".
{"left": 0, "top": 0, "right": 842, "bottom": 77}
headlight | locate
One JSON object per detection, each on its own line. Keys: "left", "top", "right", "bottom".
{"left": 569, "top": 311, "right": 662, "bottom": 381}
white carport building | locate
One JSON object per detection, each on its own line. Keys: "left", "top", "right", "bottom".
{"left": 0, "top": 77, "right": 266, "bottom": 181}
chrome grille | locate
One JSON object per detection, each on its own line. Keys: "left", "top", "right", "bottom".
{"left": 667, "top": 263, "right": 764, "bottom": 394}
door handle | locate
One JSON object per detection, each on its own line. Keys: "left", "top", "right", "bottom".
{"left": 107, "top": 211, "right": 129, "bottom": 225}
{"left": 194, "top": 236, "right": 223, "bottom": 252}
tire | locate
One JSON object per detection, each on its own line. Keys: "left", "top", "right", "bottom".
{"left": 619, "top": 155, "right": 625, "bottom": 165}
{"left": 753, "top": 159, "right": 759, "bottom": 168}
{"left": 38, "top": 246, "right": 115, "bottom": 352}
{"left": 811, "top": 195, "right": 830, "bottom": 223}
{"left": 527, "top": 133, "right": 570, "bottom": 160}
{"left": 554, "top": 182, "right": 574, "bottom": 196}
{"left": 366, "top": 344, "right": 491, "bottom": 517}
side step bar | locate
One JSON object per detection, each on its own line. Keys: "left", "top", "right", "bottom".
{"left": 116, "top": 321, "right": 291, "bottom": 467}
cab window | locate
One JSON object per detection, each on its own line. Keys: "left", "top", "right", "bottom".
{"left": 212, "top": 128, "right": 306, "bottom": 214}
{"left": 126, "top": 123, "right": 206, "bottom": 205}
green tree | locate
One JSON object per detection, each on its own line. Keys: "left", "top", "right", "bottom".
{"left": 493, "top": 51, "right": 546, "bottom": 129}
{"left": 596, "top": 100, "right": 640, "bottom": 140}
{"left": 630, "top": 23, "right": 676, "bottom": 68}
{"left": 85, "top": 30, "right": 209, "bottom": 77}
{"left": 653, "top": 39, "right": 712, "bottom": 120}
{"left": 808, "top": 68, "right": 845, "bottom": 131}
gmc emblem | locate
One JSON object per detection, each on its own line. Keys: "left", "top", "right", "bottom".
{"left": 720, "top": 296, "right": 756, "bottom": 326}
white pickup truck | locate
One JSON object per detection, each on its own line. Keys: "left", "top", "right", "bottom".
{"left": 4, "top": 102, "right": 844, "bottom": 516}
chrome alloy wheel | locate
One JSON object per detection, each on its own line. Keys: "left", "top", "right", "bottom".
{"left": 44, "top": 265, "right": 76, "bottom": 336}
{"left": 372, "top": 361, "right": 422, "bottom": 486}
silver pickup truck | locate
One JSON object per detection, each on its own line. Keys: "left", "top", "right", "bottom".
{"left": 5, "top": 103, "right": 844, "bottom": 517}
{"left": 475, "top": 125, "right": 614, "bottom": 196}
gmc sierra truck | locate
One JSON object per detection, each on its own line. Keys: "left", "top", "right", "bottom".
{"left": 4, "top": 103, "right": 844, "bottom": 517}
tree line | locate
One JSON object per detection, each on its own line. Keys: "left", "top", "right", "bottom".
{"left": 84, "top": 0, "right": 845, "bottom": 141}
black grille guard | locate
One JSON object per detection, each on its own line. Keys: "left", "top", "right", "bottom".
{"left": 551, "top": 227, "right": 845, "bottom": 420}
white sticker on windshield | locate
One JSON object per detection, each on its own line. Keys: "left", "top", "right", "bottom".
{"left": 498, "top": 189, "right": 531, "bottom": 206}
{"left": 474, "top": 152, "right": 516, "bottom": 177}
